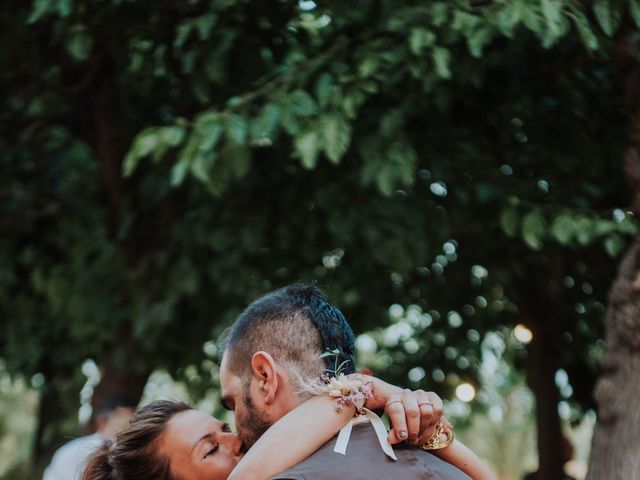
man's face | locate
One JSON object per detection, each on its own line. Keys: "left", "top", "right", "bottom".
{"left": 219, "top": 354, "right": 273, "bottom": 448}
{"left": 97, "top": 407, "right": 135, "bottom": 440}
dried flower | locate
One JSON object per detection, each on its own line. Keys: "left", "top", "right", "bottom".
{"left": 307, "top": 373, "right": 373, "bottom": 412}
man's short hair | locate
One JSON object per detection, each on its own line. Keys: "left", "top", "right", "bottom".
{"left": 95, "top": 394, "right": 137, "bottom": 419}
{"left": 221, "top": 282, "right": 356, "bottom": 389}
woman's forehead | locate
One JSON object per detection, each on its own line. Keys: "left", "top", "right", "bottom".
{"left": 167, "top": 410, "right": 221, "bottom": 445}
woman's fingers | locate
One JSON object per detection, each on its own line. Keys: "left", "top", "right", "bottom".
{"left": 384, "top": 394, "right": 408, "bottom": 444}
{"left": 400, "top": 389, "right": 421, "bottom": 443}
{"left": 415, "top": 391, "right": 445, "bottom": 445}
{"left": 384, "top": 389, "right": 446, "bottom": 446}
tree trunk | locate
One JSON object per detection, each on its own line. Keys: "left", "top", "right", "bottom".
{"left": 34, "top": 371, "right": 82, "bottom": 457}
{"left": 521, "top": 302, "right": 566, "bottom": 480}
{"left": 528, "top": 337, "right": 565, "bottom": 479}
{"left": 587, "top": 241, "right": 640, "bottom": 479}
{"left": 586, "top": 24, "right": 640, "bottom": 480}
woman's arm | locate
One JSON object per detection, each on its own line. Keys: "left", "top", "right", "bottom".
{"left": 227, "top": 376, "right": 495, "bottom": 480}
{"left": 228, "top": 374, "right": 443, "bottom": 480}
{"left": 227, "top": 395, "right": 355, "bottom": 480}
{"left": 366, "top": 376, "right": 496, "bottom": 480}
{"left": 228, "top": 374, "right": 417, "bottom": 480}
{"left": 433, "top": 440, "right": 497, "bottom": 480}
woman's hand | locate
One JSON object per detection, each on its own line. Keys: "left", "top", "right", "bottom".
{"left": 358, "top": 375, "right": 447, "bottom": 445}
{"left": 383, "top": 389, "right": 449, "bottom": 445}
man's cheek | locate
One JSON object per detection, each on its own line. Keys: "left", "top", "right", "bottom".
{"left": 235, "top": 420, "right": 249, "bottom": 440}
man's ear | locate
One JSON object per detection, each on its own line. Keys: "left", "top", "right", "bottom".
{"left": 250, "top": 351, "right": 280, "bottom": 405}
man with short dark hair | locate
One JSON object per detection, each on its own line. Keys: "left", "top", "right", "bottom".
{"left": 219, "top": 282, "right": 470, "bottom": 479}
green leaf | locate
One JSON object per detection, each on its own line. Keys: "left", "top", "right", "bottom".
{"left": 342, "top": 89, "right": 365, "bottom": 119}
{"left": 522, "top": 2, "right": 543, "bottom": 32}
{"left": 409, "top": 28, "right": 436, "bottom": 55}
{"left": 550, "top": 214, "right": 574, "bottom": 246}
{"left": 467, "top": 27, "right": 493, "bottom": 58}
{"left": 500, "top": 206, "right": 519, "bottom": 237}
{"left": 195, "top": 112, "right": 224, "bottom": 151}
{"left": 289, "top": 90, "right": 318, "bottom": 117}
{"left": 616, "top": 215, "right": 639, "bottom": 235}
{"left": 146, "top": 126, "right": 186, "bottom": 163}
{"left": 66, "top": 24, "right": 93, "bottom": 62}
{"left": 57, "top": 0, "right": 72, "bottom": 17}
{"left": 225, "top": 114, "right": 248, "bottom": 144}
{"left": 496, "top": 0, "right": 528, "bottom": 36}
{"left": 320, "top": 348, "right": 341, "bottom": 359}
{"left": 522, "top": 210, "right": 546, "bottom": 250}
{"left": 593, "top": 219, "right": 615, "bottom": 236}
{"left": 321, "top": 114, "right": 351, "bottom": 164}
{"left": 604, "top": 235, "right": 625, "bottom": 257}
{"left": 221, "top": 142, "right": 251, "bottom": 179}
{"left": 281, "top": 109, "right": 301, "bottom": 135}
{"left": 568, "top": 5, "right": 599, "bottom": 51}
{"left": 159, "top": 126, "right": 186, "bottom": 148}
{"left": 631, "top": 0, "right": 640, "bottom": 28}
{"left": 122, "top": 152, "right": 139, "bottom": 177}
{"left": 593, "top": 0, "right": 620, "bottom": 36}
{"left": 170, "top": 160, "right": 189, "bottom": 187}
{"left": 376, "top": 164, "right": 395, "bottom": 196}
{"left": 174, "top": 21, "right": 193, "bottom": 49}
{"left": 380, "top": 111, "right": 404, "bottom": 137}
{"left": 432, "top": 47, "right": 451, "bottom": 79}
{"left": 431, "top": 2, "right": 449, "bottom": 27}
{"left": 189, "top": 150, "right": 216, "bottom": 184}
{"left": 315, "top": 73, "right": 334, "bottom": 109}
{"left": 358, "top": 55, "right": 380, "bottom": 77}
{"left": 541, "top": 0, "right": 564, "bottom": 37}
{"left": 575, "top": 217, "right": 595, "bottom": 245}
{"left": 28, "top": 0, "right": 52, "bottom": 24}
{"left": 295, "top": 130, "right": 320, "bottom": 169}
{"left": 195, "top": 14, "right": 217, "bottom": 40}
{"left": 257, "top": 103, "right": 282, "bottom": 138}
{"left": 123, "top": 127, "right": 160, "bottom": 176}
{"left": 387, "top": 141, "right": 417, "bottom": 187}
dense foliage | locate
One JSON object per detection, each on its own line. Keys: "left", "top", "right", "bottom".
{"left": 2, "top": 0, "right": 640, "bottom": 476}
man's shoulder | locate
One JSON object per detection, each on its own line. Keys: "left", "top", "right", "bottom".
{"left": 270, "top": 423, "right": 470, "bottom": 480}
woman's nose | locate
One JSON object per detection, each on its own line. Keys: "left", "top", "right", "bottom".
{"left": 222, "top": 432, "right": 244, "bottom": 456}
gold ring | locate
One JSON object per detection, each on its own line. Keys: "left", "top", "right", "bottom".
{"left": 421, "top": 422, "right": 454, "bottom": 450}
{"left": 385, "top": 399, "right": 402, "bottom": 408}
{"left": 418, "top": 401, "right": 434, "bottom": 408}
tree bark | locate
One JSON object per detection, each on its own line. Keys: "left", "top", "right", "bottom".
{"left": 587, "top": 242, "right": 640, "bottom": 479}
{"left": 586, "top": 24, "right": 640, "bottom": 480}
{"left": 521, "top": 302, "right": 566, "bottom": 480}
{"left": 85, "top": 54, "right": 152, "bottom": 414}
{"left": 34, "top": 370, "right": 82, "bottom": 457}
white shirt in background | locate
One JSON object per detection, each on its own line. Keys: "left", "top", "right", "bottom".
{"left": 42, "top": 433, "right": 104, "bottom": 480}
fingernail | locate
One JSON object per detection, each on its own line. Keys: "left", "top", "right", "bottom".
{"left": 399, "top": 430, "right": 407, "bottom": 438}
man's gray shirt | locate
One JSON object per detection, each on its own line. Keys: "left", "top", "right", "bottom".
{"left": 270, "top": 422, "right": 472, "bottom": 479}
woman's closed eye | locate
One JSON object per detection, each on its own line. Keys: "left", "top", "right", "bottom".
{"left": 203, "top": 444, "right": 218, "bottom": 459}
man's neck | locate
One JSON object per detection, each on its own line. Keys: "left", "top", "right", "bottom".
{"left": 271, "top": 390, "right": 307, "bottom": 423}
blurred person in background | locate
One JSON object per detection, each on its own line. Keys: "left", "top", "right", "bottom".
{"left": 42, "top": 394, "right": 136, "bottom": 480}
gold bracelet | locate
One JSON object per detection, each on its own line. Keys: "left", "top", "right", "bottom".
{"left": 421, "top": 422, "right": 454, "bottom": 450}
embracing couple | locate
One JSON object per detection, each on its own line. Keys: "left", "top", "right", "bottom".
{"left": 83, "top": 283, "right": 495, "bottom": 479}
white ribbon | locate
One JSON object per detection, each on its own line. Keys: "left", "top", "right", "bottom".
{"left": 333, "top": 408, "right": 398, "bottom": 461}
